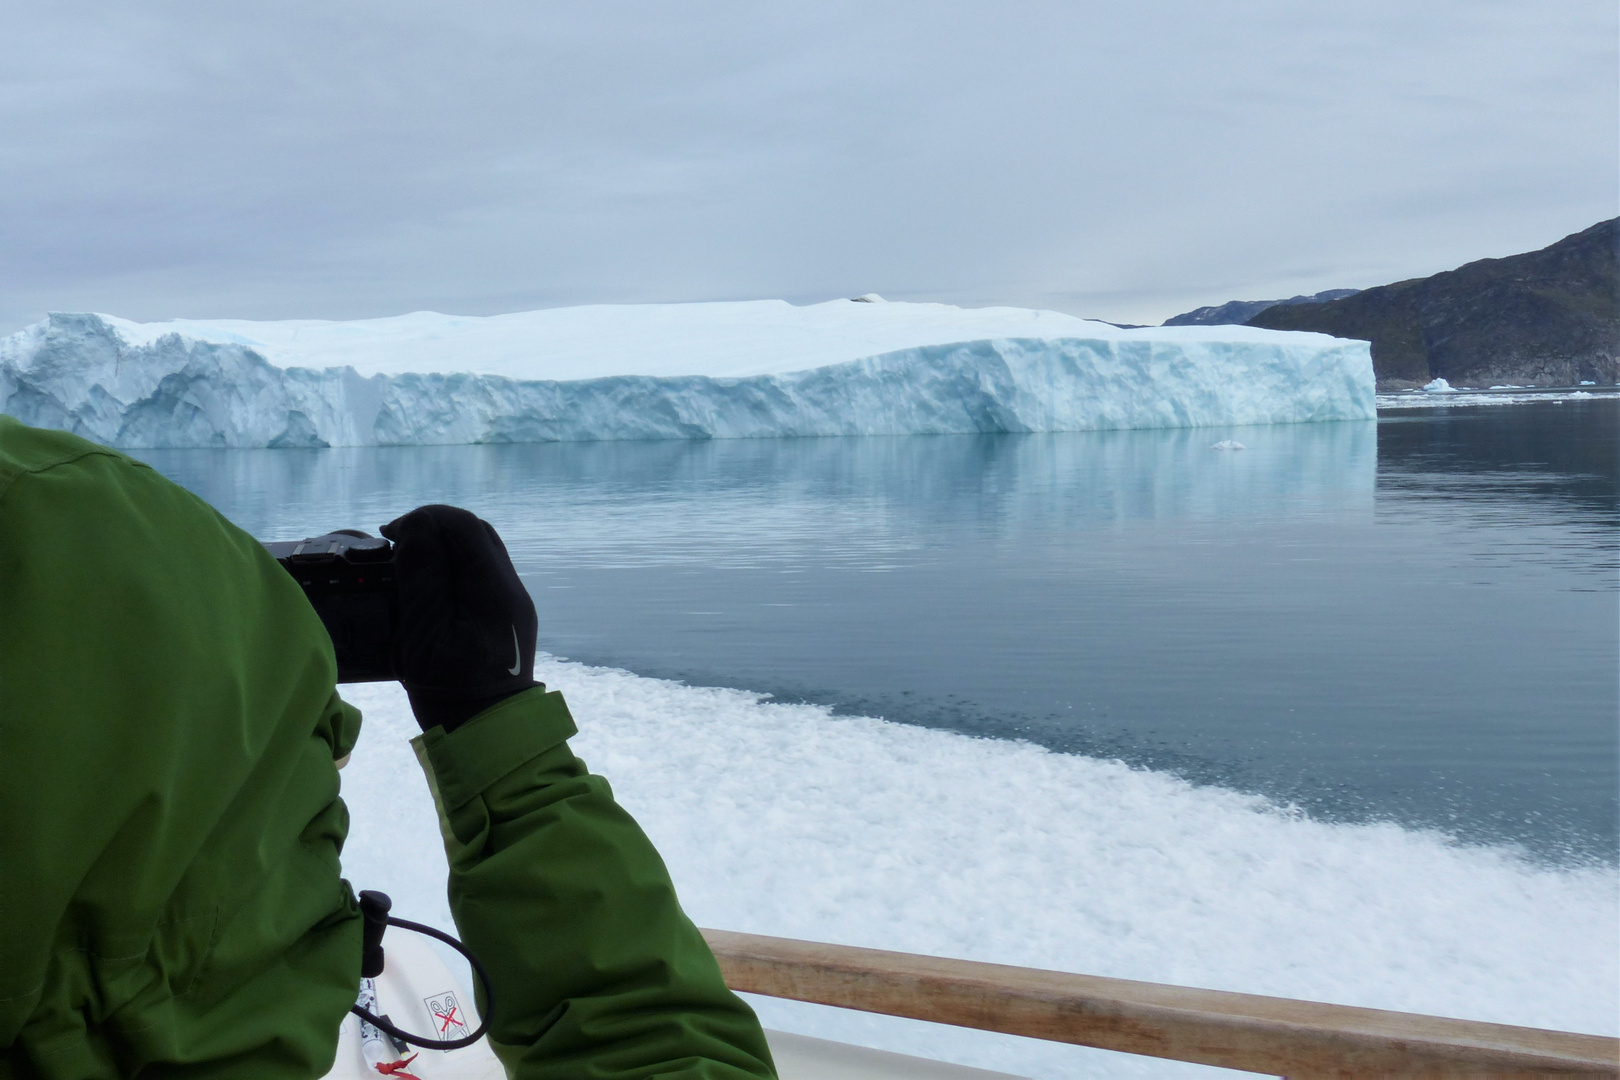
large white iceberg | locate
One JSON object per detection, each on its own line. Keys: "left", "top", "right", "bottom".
{"left": 0, "top": 300, "right": 1374, "bottom": 448}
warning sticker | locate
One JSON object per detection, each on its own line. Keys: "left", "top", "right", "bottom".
{"left": 423, "top": 991, "right": 471, "bottom": 1042}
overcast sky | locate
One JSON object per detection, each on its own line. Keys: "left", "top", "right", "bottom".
{"left": 2, "top": 1, "right": 1614, "bottom": 332}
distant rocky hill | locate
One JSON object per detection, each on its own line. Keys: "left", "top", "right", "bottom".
{"left": 1245, "top": 220, "right": 1618, "bottom": 389}
{"left": 1163, "top": 289, "right": 1360, "bottom": 327}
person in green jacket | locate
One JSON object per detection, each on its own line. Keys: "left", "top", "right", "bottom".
{"left": 0, "top": 416, "right": 776, "bottom": 1080}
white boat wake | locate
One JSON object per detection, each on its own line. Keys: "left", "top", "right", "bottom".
{"left": 337, "top": 657, "right": 1618, "bottom": 1079}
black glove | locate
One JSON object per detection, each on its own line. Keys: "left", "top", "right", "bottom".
{"left": 379, "top": 504, "right": 539, "bottom": 733}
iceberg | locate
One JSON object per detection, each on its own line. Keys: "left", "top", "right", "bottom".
{"left": 0, "top": 301, "right": 1374, "bottom": 448}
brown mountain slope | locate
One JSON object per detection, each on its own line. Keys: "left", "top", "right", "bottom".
{"left": 1247, "top": 219, "right": 1618, "bottom": 388}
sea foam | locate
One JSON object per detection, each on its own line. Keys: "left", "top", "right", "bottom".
{"left": 337, "top": 658, "right": 1618, "bottom": 1079}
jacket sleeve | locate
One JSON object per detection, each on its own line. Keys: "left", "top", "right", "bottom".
{"left": 410, "top": 686, "right": 776, "bottom": 1080}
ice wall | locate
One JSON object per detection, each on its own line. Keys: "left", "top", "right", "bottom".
{"left": 0, "top": 307, "right": 1374, "bottom": 448}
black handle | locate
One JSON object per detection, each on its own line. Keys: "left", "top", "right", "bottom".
{"left": 359, "top": 890, "right": 391, "bottom": 978}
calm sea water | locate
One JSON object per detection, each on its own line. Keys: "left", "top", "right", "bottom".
{"left": 142, "top": 400, "right": 1619, "bottom": 862}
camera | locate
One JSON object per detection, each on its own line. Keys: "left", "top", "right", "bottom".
{"left": 263, "top": 530, "right": 398, "bottom": 682}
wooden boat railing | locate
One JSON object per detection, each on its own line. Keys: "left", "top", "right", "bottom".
{"left": 702, "top": 929, "right": 1620, "bottom": 1077}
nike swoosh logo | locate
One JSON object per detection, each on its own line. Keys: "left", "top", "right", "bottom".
{"left": 508, "top": 625, "right": 522, "bottom": 676}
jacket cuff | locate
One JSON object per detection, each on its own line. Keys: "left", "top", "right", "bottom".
{"left": 412, "top": 686, "right": 577, "bottom": 812}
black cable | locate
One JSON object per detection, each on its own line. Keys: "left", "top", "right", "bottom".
{"left": 349, "top": 915, "right": 495, "bottom": 1051}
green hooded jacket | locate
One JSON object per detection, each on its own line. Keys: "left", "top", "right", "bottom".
{"left": 0, "top": 418, "right": 775, "bottom": 1080}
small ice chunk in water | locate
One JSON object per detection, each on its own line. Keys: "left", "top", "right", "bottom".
{"left": 1423, "top": 378, "right": 1456, "bottom": 393}
{"left": 1210, "top": 439, "right": 1246, "bottom": 451}
{"left": 1579, "top": 380, "right": 1595, "bottom": 385}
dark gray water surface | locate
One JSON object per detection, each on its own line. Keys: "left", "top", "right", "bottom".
{"left": 143, "top": 401, "right": 1619, "bottom": 862}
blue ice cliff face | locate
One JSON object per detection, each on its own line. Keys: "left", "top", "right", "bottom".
{"left": 0, "top": 312, "right": 1374, "bottom": 448}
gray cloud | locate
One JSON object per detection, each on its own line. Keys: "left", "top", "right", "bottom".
{"left": 1, "top": 0, "right": 1614, "bottom": 331}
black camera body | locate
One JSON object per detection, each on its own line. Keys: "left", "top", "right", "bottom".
{"left": 263, "top": 530, "right": 398, "bottom": 683}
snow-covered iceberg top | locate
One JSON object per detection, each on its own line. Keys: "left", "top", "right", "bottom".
{"left": 0, "top": 299, "right": 1374, "bottom": 448}
{"left": 72, "top": 299, "right": 1360, "bottom": 381}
